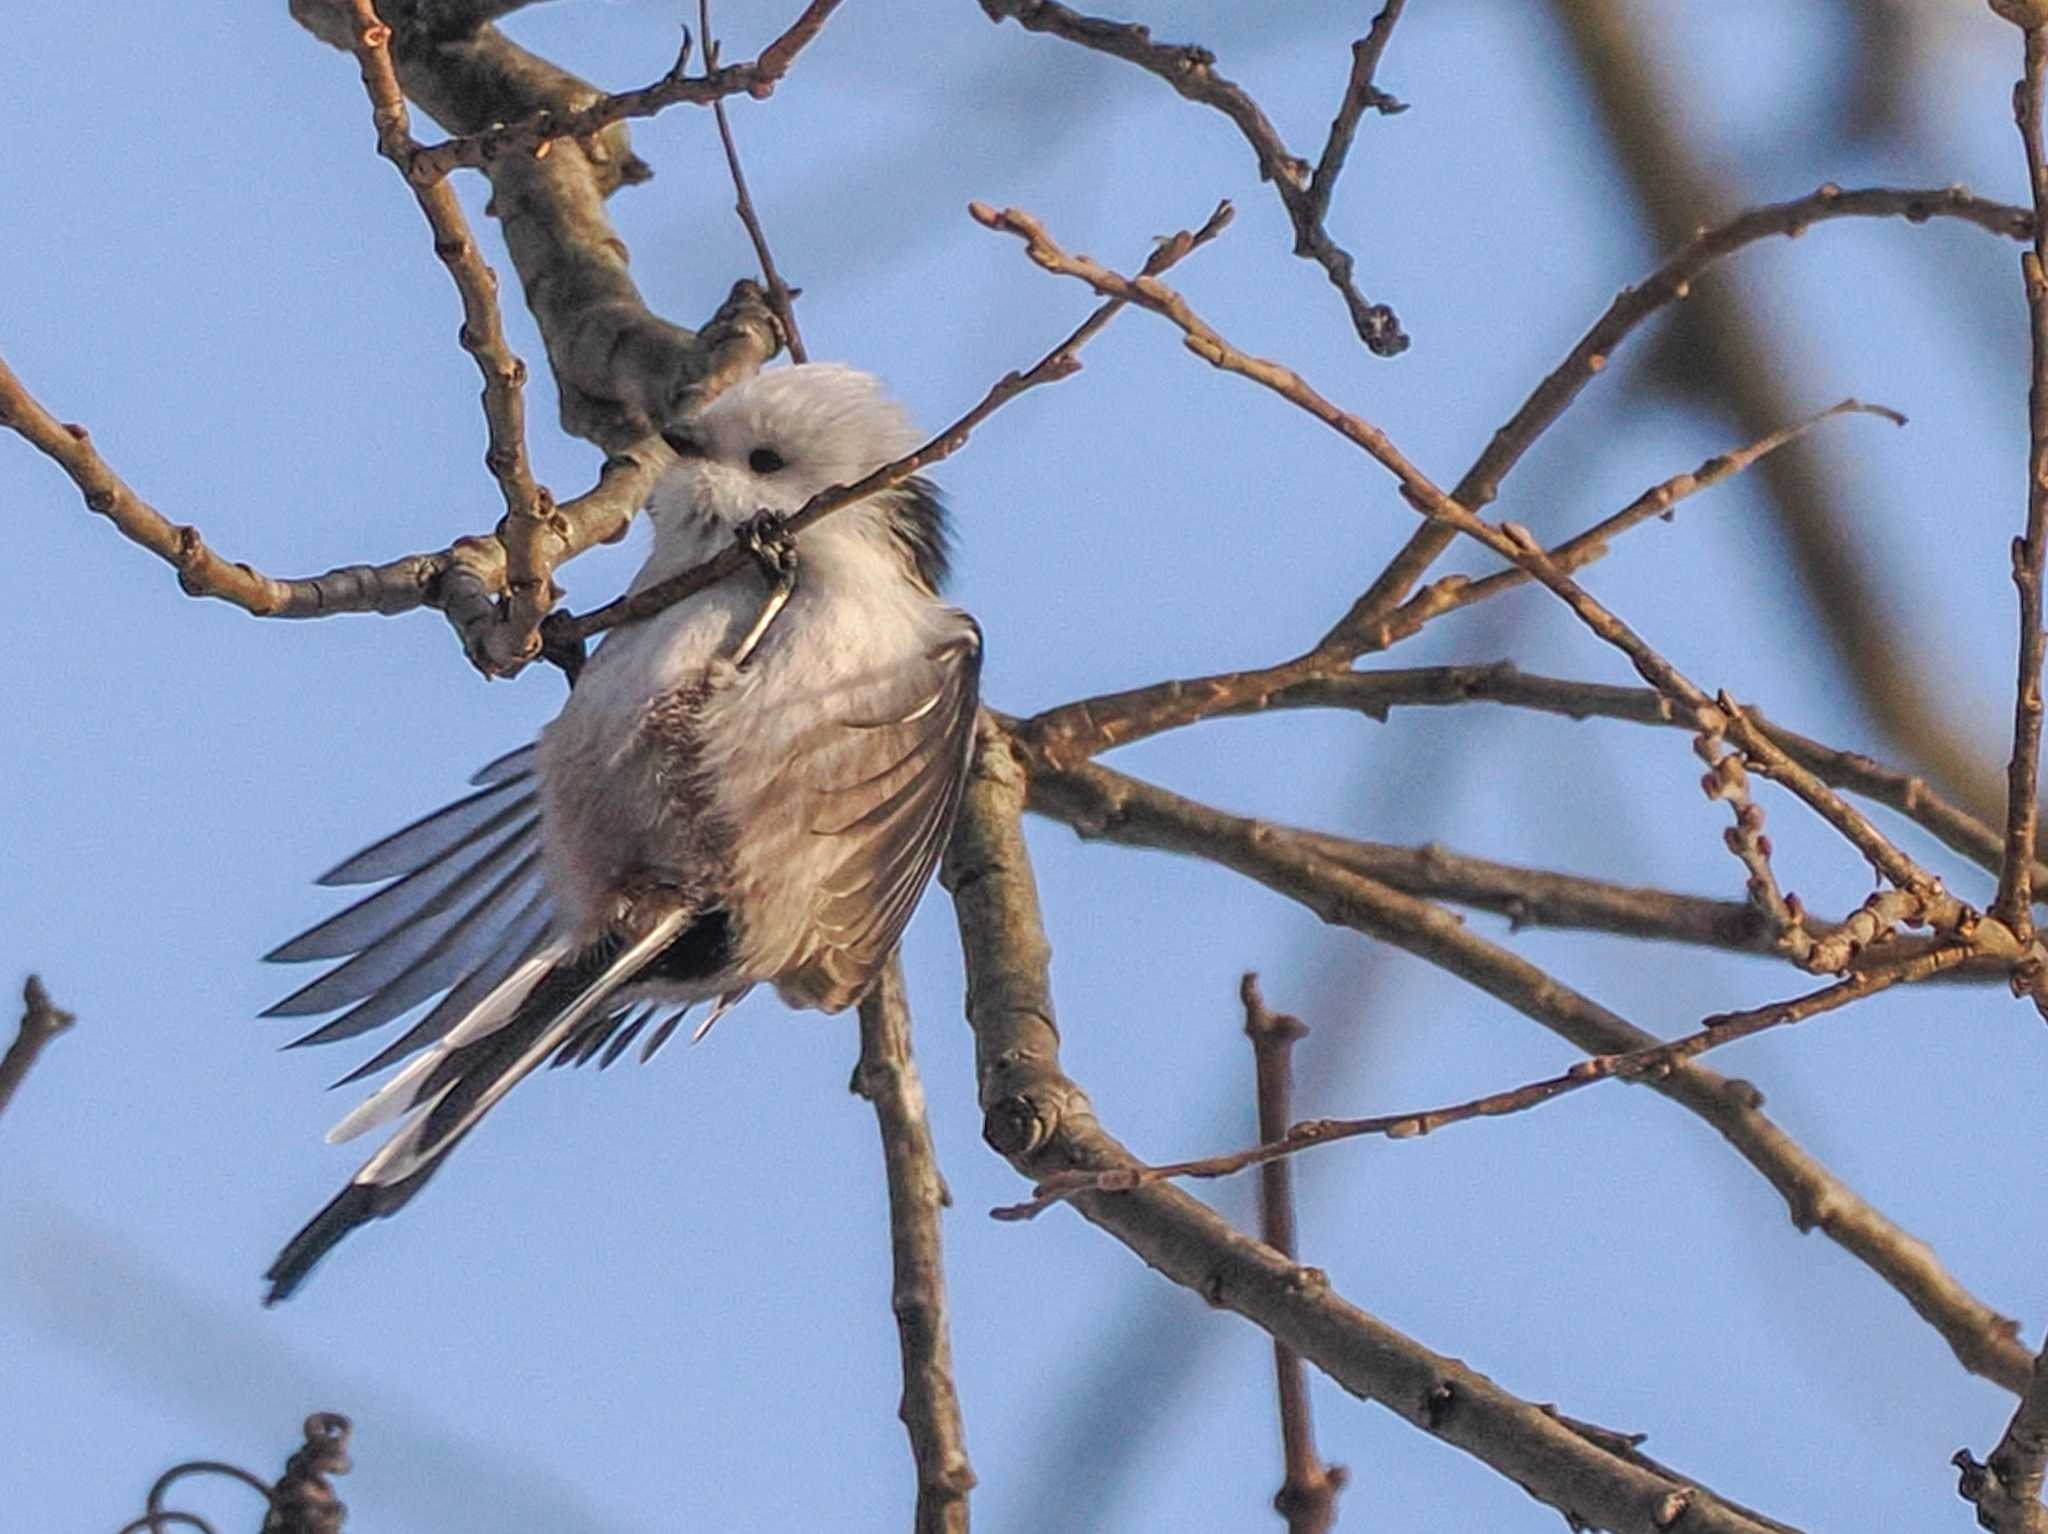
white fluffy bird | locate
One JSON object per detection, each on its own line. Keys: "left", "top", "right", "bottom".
{"left": 261, "top": 364, "right": 981, "bottom": 1302}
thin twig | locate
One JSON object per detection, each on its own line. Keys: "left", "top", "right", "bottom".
{"left": 0, "top": 976, "right": 74, "bottom": 1120}
{"left": 406, "top": 0, "right": 845, "bottom": 182}
{"left": 1318, "top": 184, "right": 2032, "bottom": 653}
{"left": 699, "top": 0, "right": 807, "bottom": 362}
{"left": 1000, "top": 945, "right": 1969, "bottom": 1219}
{"left": 344, "top": 0, "right": 557, "bottom": 672}
{"left": 977, "top": 0, "right": 1408, "bottom": 355}
{"left": 546, "top": 200, "right": 1234, "bottom": 647}
{"left": 1016, "top": 401, "right": 1898, "bottom": 770}
{"left": 1373, "top": 399, "right": 1902, "bottom": 650}
{"left": 853, "top": 954, "right": 975, "bottom": 1534}
{"left": 1997, "top": 26, "right": 2048, "bottom": 947}
{"left": 1243, "top": 976, "right": 1346, "bottom": 1534}
{"left": 1303, "top": 0, "right": 1409, "bottom": 231}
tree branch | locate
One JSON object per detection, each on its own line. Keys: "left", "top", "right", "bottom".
{"left": 545, "top": 201, "right": 1234, "bottom": 647}
{"left": 292, "top": 0, "right": 786, "bottom": 455}
{"left": 1997, "top": 25, "right": 2048, "bottom": 945}
{"left": 1303, "top": 0, "right": 1409, "bottom": 230}
{"left": 853, "top": 954, "right": 975, "bottom": 1534}
{"left": 1319, "top": 184, "right": 2031, "bottom": 654}
{"left": 1242, "top": 976, "right": 1347, "bottom": 1534}
{"left": 1003, "top": 944, "right": 1968, "bottom": 1220}
{"left": 406, "top": 0, "right": 845, "bottom": 183}
{"left": 1017, "top": 745, "right": 2036, "bottom": 1395}
{"left": 699, "top": 0, "right": 809, "bottom": 364}
{"left": 0, "top": 976, "right": 74, "bottom": 1121}
{"left": 976, "top": 0, "right": 1408, "bottom": 355}
{"left": 941, "top": 722, "right": 1807, "bottom": 1534}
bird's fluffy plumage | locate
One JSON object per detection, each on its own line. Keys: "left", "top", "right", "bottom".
{"left": 261, "top": 364, "right": 981, "bottom": 1302}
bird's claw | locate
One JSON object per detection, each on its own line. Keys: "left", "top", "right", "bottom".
{"left": 736, "top": 511, "right": 798, "bottom": 584}
{"left": 728, "top": 511, "right": 799, "bottom": 669}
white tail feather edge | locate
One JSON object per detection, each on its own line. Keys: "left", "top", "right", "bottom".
{"left": 342, "top": 911, "right": 690, "bottom": 1186}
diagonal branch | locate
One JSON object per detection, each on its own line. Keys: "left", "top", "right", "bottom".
{"left": 1319, "top": 184, "right": 2032, "bottom": 654}
{"left": 407, "top": 0, "right": 845, "bottom": 183}
{"left": 1303, "top": 0, "right": 1408, "bottom": 230}
{"left": 1018, "top": 746, "right": 2036, "bottom": 1395}
{"left": 700, "top": 0, "right": 809, "bottom": 363}
{"left": 853, "top": 955, "right": 976, "bottom": 1534}
{"left": 0, "top": 976, "right": 75, "bottom": 1121}
{"left": 942, "top": 724, "right": 1807, "bottom": 1534}
{"left": 1003, "top": 943, "right": 1969, "bottom": 1220}
{"left": 1242, "top": 976, "right": 1347, "bottom": 1534}
{"left": 979, "top": 201, "right": 2000, "bottom": 950}
{"left": 545, "top": 201, "right": 1235, "bottom": 647}
{"left": 293, "top": 0, "right": 786, "bottom": 455}
{"left": 976, "top": 0, "right": 1408, "bottom": 355}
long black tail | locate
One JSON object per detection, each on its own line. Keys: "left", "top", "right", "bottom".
{"left": 264, "top": 912, "right": 688, "bottom": 1304}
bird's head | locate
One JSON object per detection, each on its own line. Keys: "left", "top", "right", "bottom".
{"left": 650, "top": 363, "right": 926, "bottom": 526}
{"left": 646, "top": 363, "right": 951, "bottom": 591}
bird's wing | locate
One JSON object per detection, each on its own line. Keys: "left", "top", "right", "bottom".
{"left": 772, "top": 611, "right": 982, "bottom": 1009}
{"left": 264, "top": 747, "right": 555, "bottom": 1080}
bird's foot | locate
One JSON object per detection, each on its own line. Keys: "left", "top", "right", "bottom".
{"left": 728, "top": 511, "right": 799, "bottom": 668}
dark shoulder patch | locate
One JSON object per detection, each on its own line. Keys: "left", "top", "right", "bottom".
{"left": 884, "top": 476, "right": 953, "bottom": 594}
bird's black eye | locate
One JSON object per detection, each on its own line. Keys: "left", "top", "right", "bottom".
{"left": 662, "top": 429, "right": 706, "bottom": 460}
{"left": 749, "top": 446, "right": 786, "bottom": 475}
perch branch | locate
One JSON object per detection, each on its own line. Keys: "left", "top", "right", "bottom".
{"left": 546, "top": 201, "right": 1234, "bottom": 646}
{"left": 943, "top": 723, "right": 1808, "bottom": 1534}
{"left": 853, "top": 955, "right": 975, "bottom": 1534}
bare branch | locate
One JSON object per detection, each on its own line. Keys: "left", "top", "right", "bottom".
{"left": 405, "top": 0, "right": 845, "bottom": 183}
{"left": 1019, "top": 747, "right": 2036, "bottom": 1394}
{"left": 1303, "top": 0, "right": 1409, "bottom": 231}
{"left": 0, "top": 976, "right": 74, "bottom": 1121}
{"left": 1320, "top": 184, "right": 2032, "bottom": 653}
{"left": 942, "top": 723, "right": 1809, "bottom": 1534}
{"left": 546, "top": 201, "right": 1234, "bottom": 647}
{"left": 0, "top": 344, "right": 665, "bottom": 646}
{"left": 1242, "top": 976, "right": 1347, "bottom": 1534}
{"left": 1021, "top": 661, "right": 2048, "bottom": 903}
{"left": 982, "top": 202, "right": 2004, "bottom": 953}
{"left": 1958, "top": 1349, "right": 2048, "bottom": 1533}
{"left": 293, "top": 0, "right": 785, "bottom": 455}
{"left": 1997, "top": 26, "right": 2048, "bottom": 946}
{"left": 343, "top": 0, "right": 556, "bottom": 672}
{"left": 976, "top": 0, "right": 1408, "bottom": 355}
{"left": 1003, "top": 945, "right": 1968, "bottom": 1219}
{"left": 1374, "top": 398, "right": 1902, "bottom": 651}
{"left": 700, "top": 0, "right": 808, "bottom": 363}
{"left": 852, "top": 955, "right": 976, "bottom": 1534}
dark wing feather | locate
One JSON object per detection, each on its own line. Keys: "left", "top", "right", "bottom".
{"left": 265, "top": 749, "right": 550, "bottom": 1083}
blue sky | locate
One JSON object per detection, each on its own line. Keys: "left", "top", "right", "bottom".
{"left": 4, "top": 2, "right": 2041, "bottom": 1529}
